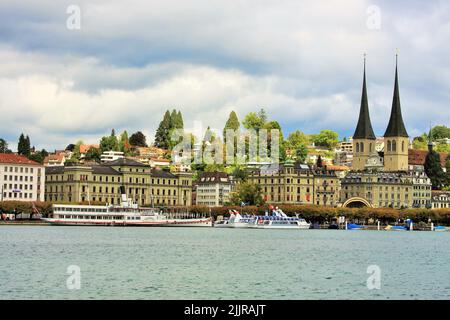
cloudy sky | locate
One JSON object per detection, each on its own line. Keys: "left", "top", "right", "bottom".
{"left": 0, "top": 0, "right": 449, "bottom": 151}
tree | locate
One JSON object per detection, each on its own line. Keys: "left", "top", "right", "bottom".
{"left": 243, "top": 111, "right": 266, "bottom": 131}
{"left": 129, "top": 131, "right": 147, "bottom": 147}
{"left": 17, "top": 133, "right": 31, "bottom": 156}
{"left": 262, "top": 120, "right": 284, "bottom": 142}
{"left": 229, "top": 182, "right": 265, "bottom": 206}
{"left": 295, "top": 145, "right": 308, "bottom": 163}
{"left": 119, "top": 131, "right": 131, "bottom": 154}
{"left": 28, "top": 149, "right": 48, "bottom": 164}
{"left": 0, "top": 138, "right": 11, "bottom": 153}
{"left": 232, "top": 165, "right": 248, "bottom": 182}
{"left": 223, "top": 111, "right": 240, "bottom": 155}
{"left": 425, "top": 150, "right": 446, "bottom": 189}
{"left": 99, "top": 130, "right": 119, "bottom": 153}
{"left": 154, "top": 110, "right": 173, "bottom": 149}
{"left": 431, "top": 125, "right": 450, "bottom": 140}
{"left": 412, "top": 134, "right": 428, "bottom": 150}
{"left": 435, "top": 143, "right": 450, "bottom": 153}
{"left": 287, "top": 130, "right": 310, "bottom": 149}
{"left": 313, "top": 130, "right": 339, "bottom": 149}
{"left": 446, "top": 157, "right": 450, "bottom": 188}
{"left": 65, "top": 144, "right": 76, "bottom": 152}
{"left": 84, "top": 147, "right": 101, "bottom": 162}
{"left": 223, "top": 111, "right": 240, "bottom": 139}
{"left": 171, "top": 109, "right": 184, "bottom": 129}
{"left": 70, "top": 140, "right": 83, "bottom": 161}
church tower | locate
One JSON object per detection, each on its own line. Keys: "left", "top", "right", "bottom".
{"left": 383, "top": 55, "right": 409, "bottom": 172}
{"left": 352, "top": 56, "right": 376, "bottom": 171}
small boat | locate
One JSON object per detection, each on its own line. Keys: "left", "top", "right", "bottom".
{"left": 434, "top": 226, "right": 447, "bottom": 232}
{"left": 347, "top": 223, "right": 364, "bottom": 230}
{"left": 384, "top": 225, "right": 407, "bottom": 231}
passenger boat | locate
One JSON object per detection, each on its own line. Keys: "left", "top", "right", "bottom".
{"left": 249, "top": 207, "right": 310, "bottom": 230}
{"left": 249, "top": 216, "right": 310, "bottom": 229}
{"left": 41, "top": 193, "right": 212, "bottom": 227}
{"left": 220, "top": 210, "right": 254, "bottom": 228}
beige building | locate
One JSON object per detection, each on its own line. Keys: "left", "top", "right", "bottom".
{"left": 247, "top": 161, "right": 340, "bottom": 206}
{"left": 195, "top": 172, "right": 235, "bottom": 207}
{"left": 341, "top": 172, "right": 413, "bottom": 209}
{"left": 45, "top": 158, "right": 192, "bottom": 206}
{"left": 0, "top": 153, "right": 45, "bottom": 202}
{"left": 431, "top": 191, "right": 450, "bottom": 209}
{"left": 340, "top": 170, "right": 431, "bottom": 209}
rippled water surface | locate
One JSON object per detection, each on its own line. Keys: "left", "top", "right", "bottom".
{"left": 1, "top": 226, "right": 450, "bottom": 299}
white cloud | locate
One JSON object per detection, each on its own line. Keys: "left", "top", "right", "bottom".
{"left": 0, "top": 0, "right": 449, "bottom": 150}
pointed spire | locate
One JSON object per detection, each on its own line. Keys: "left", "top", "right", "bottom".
{"left": 353, "top": 54, "right": 376, "bottom": 140}
{"left": 384, "top": 54, "right": 408, "bottom": 137}
{"left": 428, "top": 123, "right": 433, "bottom": 152}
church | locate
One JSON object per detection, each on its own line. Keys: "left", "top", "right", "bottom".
{"left": 340, "top": 56, "right": 432, "bottom": 209}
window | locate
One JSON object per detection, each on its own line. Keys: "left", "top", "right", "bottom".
{"left": 387, "top": 140, "right": 391, "bottom": 152}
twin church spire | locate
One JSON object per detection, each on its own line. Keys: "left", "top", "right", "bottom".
{"left": 353, "top": 54, "right": 408, "bottom": 140}
{"left": 384, "top": 55, "right": 408, "bottom": 137}
{"left": 353, "top": 55, "right": 376, "bottom": 140}
{"left": 352, "top": 54, "right": 409, "bottom": 172}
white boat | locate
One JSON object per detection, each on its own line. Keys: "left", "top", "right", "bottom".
{"left": 213, "top": 210, "right": 256, "bottom": 228}
{"left": 249, "top": 208, "right": 310, "bottom": 230}
{"left": 249, "top": 216, "right": 310, "bottom": 229}
{"left": 41, "top": 193, "right": 212, "bottom": 227}
{"left": 226, "top": 210, "right": 254, "bottom": 228}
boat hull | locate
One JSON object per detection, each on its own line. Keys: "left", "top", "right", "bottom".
{"left": 249, "top": 225, "right": 310, "bottom": 229}
{"left": 41, "top": 218, "right": 212, "bottom": 227}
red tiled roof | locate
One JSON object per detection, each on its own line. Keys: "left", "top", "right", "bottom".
{"left": 408, "top": 149, "right": 447, "bottom": 167}
{"left": 44, "top": 153, "right": 65, "bottom": 163}
{"left": 79, "top": 144, "right": 99, "bottom": 154}
{"left": 0, "top": 153, "right": 41, "bottom": 166}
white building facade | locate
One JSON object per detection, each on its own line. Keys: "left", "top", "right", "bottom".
{"left": 0, "top": 154, "right": 45, "bottom": 202}
{"left": 195, "top": 172, "right": 234, "bottom": 207}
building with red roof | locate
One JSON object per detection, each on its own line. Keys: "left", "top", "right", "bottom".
{"left": 0, "top": 153, "right": 45, "bottom": 202}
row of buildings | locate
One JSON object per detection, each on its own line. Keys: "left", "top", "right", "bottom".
{"left": 194, "top": 57, "right": 449, "bottom": 210}
{"left": 1, "top": 58, "right": 449, "bottom": 211}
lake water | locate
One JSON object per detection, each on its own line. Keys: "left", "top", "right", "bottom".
{"left": 1, "top": 226, "right": 450, "bottom": 300}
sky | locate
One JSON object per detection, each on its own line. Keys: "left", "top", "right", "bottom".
{"left": 0, "top": 0, "right": 449, "bottom": 151}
